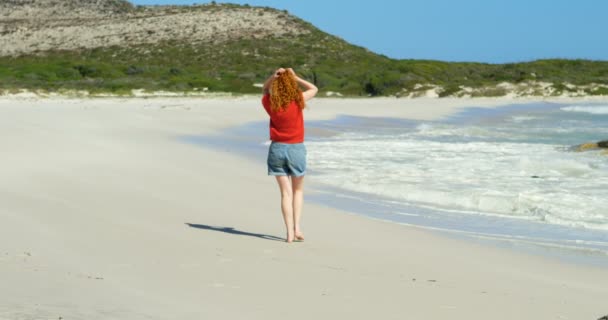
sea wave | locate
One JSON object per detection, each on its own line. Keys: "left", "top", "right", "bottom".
{"left": 310, "top": 137, "right": 608, "bottom": 231}
{"left": 561, "top": 105, "right": 608, "bottom": 115}
{"left": 304, "top": 104, "right": 608, "bottom": 261}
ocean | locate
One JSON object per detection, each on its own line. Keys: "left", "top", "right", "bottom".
{"left": 183, "top": 100, "right": 608, "bottom": 265}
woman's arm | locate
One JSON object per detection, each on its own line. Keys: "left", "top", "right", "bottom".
{"left": 262, "top": 68, "right": 285, "bottom": 95}
{"left": 289, "top": 68, "right": 318, "bottom": 101}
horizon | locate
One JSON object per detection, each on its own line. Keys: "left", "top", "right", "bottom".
{"left": 129, "top": 0, "right": 608, "bottom": 64}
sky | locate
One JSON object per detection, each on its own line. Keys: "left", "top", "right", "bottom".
{"left": 130, "top": 0, "right": 608, "bottom": 63}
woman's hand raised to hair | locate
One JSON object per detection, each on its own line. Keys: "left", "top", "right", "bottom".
{"left": 274, "top": 68, "right": 286, "bottom": 78}
{"left": 289, "top": 69, "right": 318, "bottom": 101}
{"left": 264, "top": 68, "right": 286, "bottom": 94}
{"left": 278, "top": 68, "right": 318, "bottom": 101}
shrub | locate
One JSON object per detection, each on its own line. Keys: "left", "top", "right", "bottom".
{"left": 126, "top": 65, "right": 145, "bottom": 75}
{"left": 74, "top": 65, "right": 99, "bottom": 78}
{"left": 438, "top": 84, "right": 461, "bottom": 97}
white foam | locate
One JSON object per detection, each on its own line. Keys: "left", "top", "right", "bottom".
{"left": 561, "top": 105, "right": 608, "bottom": 115}
{"left": 510, "top": 115, "right": 538, "bottom": 123}
{"left": 308, "top": 133, "right": 608, "bottom": 232}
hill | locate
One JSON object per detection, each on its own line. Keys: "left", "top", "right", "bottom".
{"left": 1, "top": 0, "right": 607, "bottom": 97}
{"left": 0, "top": 0, "right": 134, "bottom": 19}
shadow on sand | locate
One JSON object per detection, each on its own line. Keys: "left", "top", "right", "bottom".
{"left": 185, "top": 223, "right": 284, "bottom": 242}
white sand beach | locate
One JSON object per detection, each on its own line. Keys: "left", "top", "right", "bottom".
{"left": 1, "top": 96, "right": 607, "bottom": 320}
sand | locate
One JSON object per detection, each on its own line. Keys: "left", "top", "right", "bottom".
{"left": 1, "top": 96, "right": 607, "bottom": 320}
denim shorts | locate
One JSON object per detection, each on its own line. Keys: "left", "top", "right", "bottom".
{"left": 267, "top": 142, "right": 307, "bottom": 176}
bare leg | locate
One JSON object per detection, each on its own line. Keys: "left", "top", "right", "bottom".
{"left": 291, "top": 176, "right": 305, "bottom": 241}
{"left": 275, "top": 176, "right": 294, "bottom": 242}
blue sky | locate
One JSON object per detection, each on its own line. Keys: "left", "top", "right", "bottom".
{"left": 131, "top": 0, "right": 608, "bottom": 63}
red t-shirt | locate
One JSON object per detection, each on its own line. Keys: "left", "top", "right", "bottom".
{"left": 262, "top": 94, "right": 304, "bottom": 143}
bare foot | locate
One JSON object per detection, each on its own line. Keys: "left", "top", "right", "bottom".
{"left": 294, "top": 232, "right": 305, "bottom": 241}
{"left": 286, "top": 233, "right": 295, "bottom": 243}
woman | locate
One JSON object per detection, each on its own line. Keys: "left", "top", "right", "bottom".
{"left": 261, "top": 68, "right": 318, "bottom": 243}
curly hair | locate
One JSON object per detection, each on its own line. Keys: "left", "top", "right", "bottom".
{"left": 270, "top": 72, "right": 305, "bottom": 112}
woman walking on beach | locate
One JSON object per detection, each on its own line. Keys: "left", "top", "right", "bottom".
{"left": 262, "top": 68, "right": 318, "bottom": 243}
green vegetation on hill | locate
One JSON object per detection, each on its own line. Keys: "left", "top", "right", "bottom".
{"left": 1, "top": 4, "right": 607, "bottom": 97}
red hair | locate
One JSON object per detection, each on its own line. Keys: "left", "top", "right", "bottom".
{"left": 270, "top": 72, "right": 305, "bottom": 112}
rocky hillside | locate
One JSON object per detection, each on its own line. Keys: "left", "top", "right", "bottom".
{"left": 1, "top": 0, "right": 607, "bottom": 97}
{"left": 0, "top": 0, "right": 306, "bottom": 56}
{"left": 0, "top": 0, "right": 134, "bottom": 19}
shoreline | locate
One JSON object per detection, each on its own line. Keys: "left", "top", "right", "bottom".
{"left": 2, "top": 88, "right": 608, "bottom": 102}
{"left": 186, "top": 100, "right": 608, "bottom": 267}
{"left": 2, "top": 96, "right": 608, "bottom": 319}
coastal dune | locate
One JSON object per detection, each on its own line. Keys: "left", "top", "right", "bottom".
{"left": 1, "top": 96, "right": 607, "bottom": 320}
